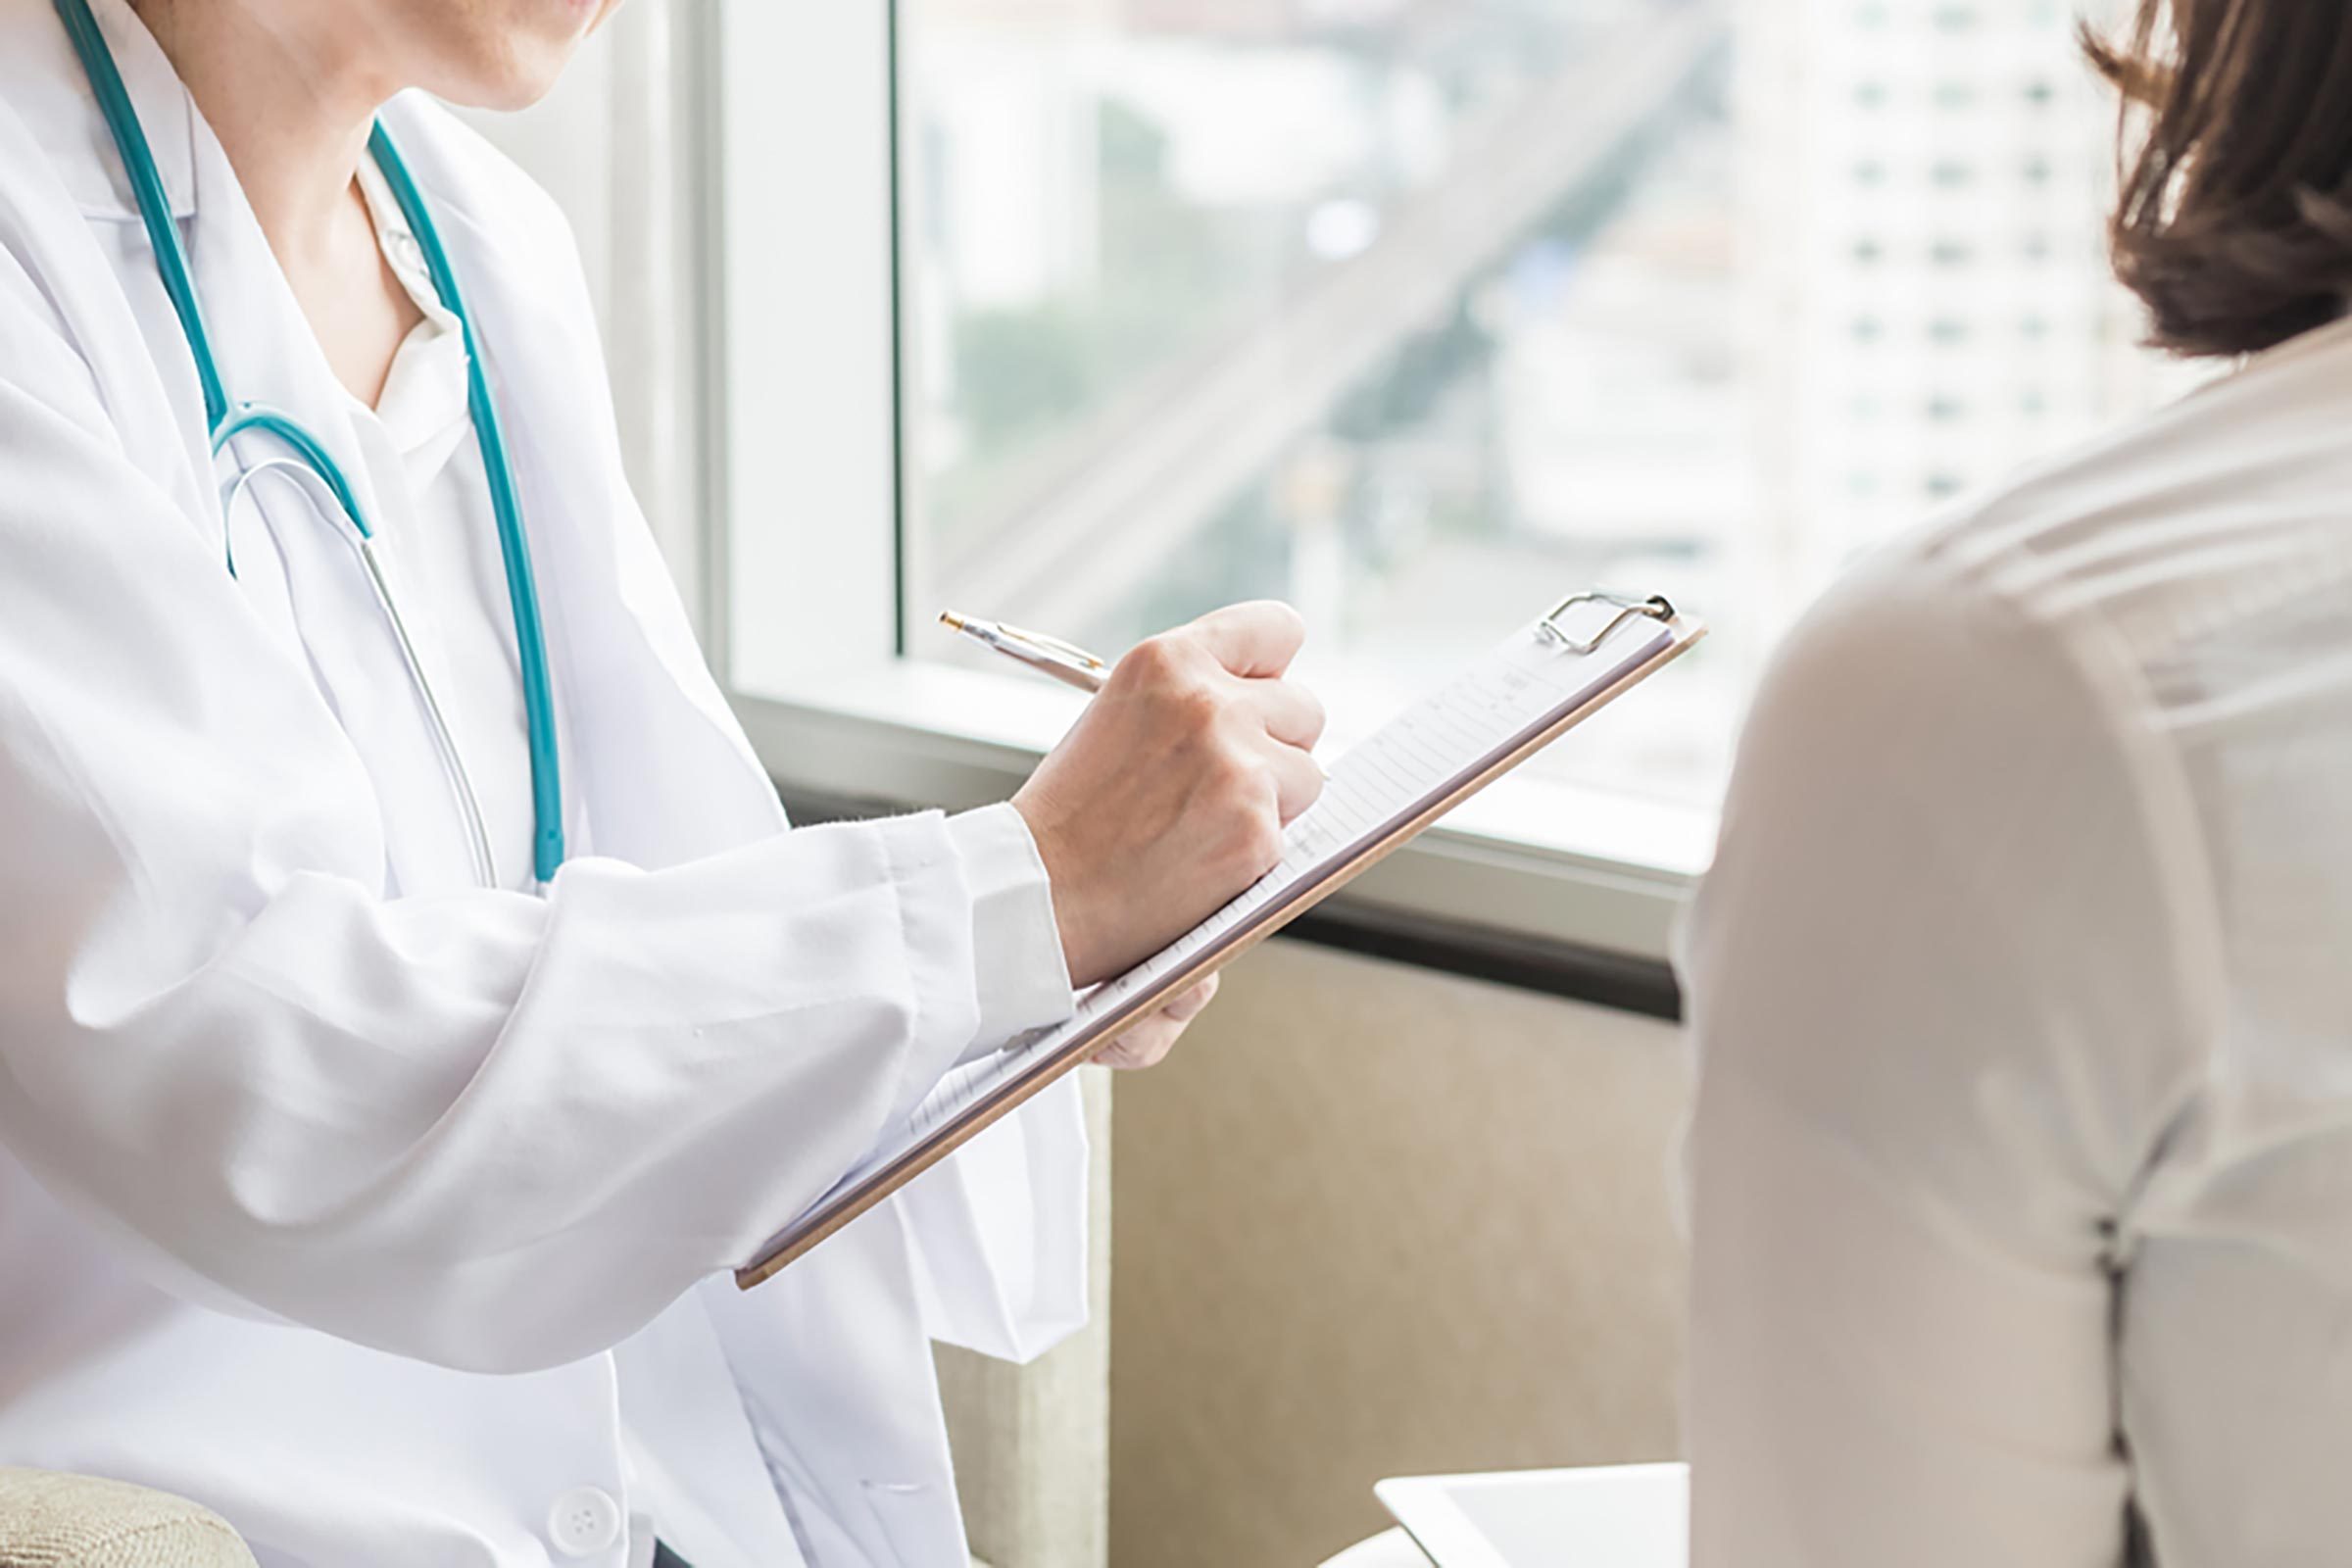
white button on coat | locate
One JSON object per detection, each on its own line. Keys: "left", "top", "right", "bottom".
{"left": 549, "top": 1489, "right": 623, "bottom": 1557}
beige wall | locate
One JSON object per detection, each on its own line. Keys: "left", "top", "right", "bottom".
{"left": 1108, "top": 940, "right": 1691, "bottom": 1568}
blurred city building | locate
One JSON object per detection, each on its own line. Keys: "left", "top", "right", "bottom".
{"left": 903, "top": 0, "right": 2181, "bottom": 805}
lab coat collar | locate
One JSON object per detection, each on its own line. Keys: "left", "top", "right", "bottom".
{"left": 5, "top": 0, "right": 198, "bottom": 221}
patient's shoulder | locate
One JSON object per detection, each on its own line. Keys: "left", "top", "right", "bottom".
{"left": 1718, "top": 336, "right": 2352, "bottom": 1055}
{"left": 1900, "top": 318, "right": 2352, "bottom": 688}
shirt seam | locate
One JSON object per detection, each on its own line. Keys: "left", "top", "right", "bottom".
{"left": 1925, "top": 552, "right": 2230, "bottom": 1239}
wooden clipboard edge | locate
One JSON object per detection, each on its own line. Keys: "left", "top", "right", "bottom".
{"left": 736, "top": 614, "right": 1705, "bottom": 1288}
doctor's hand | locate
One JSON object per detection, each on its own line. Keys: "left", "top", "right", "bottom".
{"left": 1014, "top": 601, "right": 1325, "bottom": 989}
{"left": 1094, "top": 973, "right": 1220, "bottom": 1071}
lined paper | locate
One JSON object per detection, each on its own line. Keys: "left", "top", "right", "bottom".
{"left": 746, "top": 605, "right": 1682, "bottom": 1275}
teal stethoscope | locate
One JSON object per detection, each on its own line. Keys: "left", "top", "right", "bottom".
{"left": 54, "top": 0, "right": 565, "bottom": 888}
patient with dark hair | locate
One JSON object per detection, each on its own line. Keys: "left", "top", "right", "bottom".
{"left": 1680, "top": 3, "right": 2352, "bottom": 1563}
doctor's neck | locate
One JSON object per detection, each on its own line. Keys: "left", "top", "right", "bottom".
{"left": 130, "top": 1, "right": 395, "bottom": 265}
{"left": 126, "top": 0, "right": 610, "bottom": 270}
{"left": 126, "top": 0, "right": 611, "bottom": 405}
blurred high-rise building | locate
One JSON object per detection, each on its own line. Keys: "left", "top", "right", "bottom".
{"left": 902, "top": 0, "right": 2196, "bottom": 802}
{"left": 1740, "top": 0, "right": 2169, "bottom": 614}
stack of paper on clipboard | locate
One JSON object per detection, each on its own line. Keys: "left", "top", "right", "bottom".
{"left": 738, "top": 592, "right": 1702, "bottom": 1287}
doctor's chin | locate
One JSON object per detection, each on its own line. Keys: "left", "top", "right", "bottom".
{"left": 2, "top": 0, "right": 2340, "bottom": 1565}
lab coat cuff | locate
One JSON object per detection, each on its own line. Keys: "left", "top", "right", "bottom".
{"left": 944, "top": 803, "right": 1076, "bottom": 1063}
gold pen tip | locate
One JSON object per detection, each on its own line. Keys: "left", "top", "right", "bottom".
{"left": 938, "top": 611, "right": 967, "bottom": 633}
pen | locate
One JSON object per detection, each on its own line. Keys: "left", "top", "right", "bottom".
{"left": 939, "top": 611, "right": 1108, "bottom": 694}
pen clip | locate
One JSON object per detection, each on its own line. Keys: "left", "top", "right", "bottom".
{"left": 1536, "top": 592, "right": 1676, "bottom": 654}
{"left": 998, "top": 620, "right": 1107, "bottom": 673}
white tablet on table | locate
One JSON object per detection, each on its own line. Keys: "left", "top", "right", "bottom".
{"left": 1374, "top": 1463, "right": 1688, "bottom": 1568}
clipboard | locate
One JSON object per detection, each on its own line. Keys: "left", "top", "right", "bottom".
{"left": 737, "top": 591, "right": 1703, "bottom": 1288}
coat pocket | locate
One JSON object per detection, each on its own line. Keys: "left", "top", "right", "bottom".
{"left": 859, "top": 1479, "right": 965, "bottom": 1567}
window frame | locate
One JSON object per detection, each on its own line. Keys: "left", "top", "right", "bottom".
{"left": 696, "top": 0, "right": 1712, "bottom": 979}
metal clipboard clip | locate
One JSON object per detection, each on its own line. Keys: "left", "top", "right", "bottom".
{"left": 1536, "top": 591, "right": 1677, "bottom": 654}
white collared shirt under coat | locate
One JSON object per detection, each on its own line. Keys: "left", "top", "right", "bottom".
{"left": 0, "top": 3, "right": 1091, "bottom": 1564}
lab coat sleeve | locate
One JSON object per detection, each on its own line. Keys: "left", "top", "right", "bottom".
{"left": 0, "top": 256, "right": 1074, "bottom": 1376}
{"left": 943, "top": 803, "right": 1076, "bottom": 1064}
{"left": 1675, "top": 553, "right": 2218, "bottom": 1567}
{"left": 910, "top": 810, "right": 1094, "bottom": 1360}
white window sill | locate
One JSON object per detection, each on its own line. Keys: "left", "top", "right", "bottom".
{"left": 731, "top": 661, "right": 1713, "bottom": 966}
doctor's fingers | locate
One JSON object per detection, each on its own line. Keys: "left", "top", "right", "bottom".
{"left": 1186, "top": 601, "right": 1307, "bottom": 678}
{"left": 1260, "top": 735, "right": 1325, "bottom": 825}
{"left": 1242, "top": 676, "right": 1327, "bottom": 751}
{"left": 1096, "top": 974, "right": 1220, "bottom": 1070}
{"left": 1160, "top": 970, "right": 1221, "bottom": 1022}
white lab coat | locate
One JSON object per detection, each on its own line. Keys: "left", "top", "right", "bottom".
{"left": 0, "top": 3, "right": 1090, "bottom": 1564}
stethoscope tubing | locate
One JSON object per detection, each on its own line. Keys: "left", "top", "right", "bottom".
{"left": 368, "top": 128, "right": 566, "bottom": 887}
{"left": 355, "top": 538, "right": 504, "bottom": 891}
{"left": 220, "top": 455, "right": 503, "bottom": 890}
{"left": 50, "top": 0, "right": 228, "bottom": 427}
{"left": 54, "top": 0, "right": 566, "bottom": 887}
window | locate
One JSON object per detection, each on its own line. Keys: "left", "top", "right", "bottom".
{"left": 711, "top": 1, "right": 2194, "bottom": 961}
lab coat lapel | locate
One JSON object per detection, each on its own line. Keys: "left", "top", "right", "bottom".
{"left": 1, "top": 0, "right": 217, "bottom": 520}
{"left": 375, "top": 95, "right": 788, "bottom": 871}
{"left": 15, "top": 0, "right": 478, "bottom": 896}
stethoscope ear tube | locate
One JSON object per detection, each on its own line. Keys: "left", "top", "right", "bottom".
{"left": 220, "top": 459, "right": 504, "bottom": 891}
{"left": 354, "top": 540, "right": 504, "bottom": 891}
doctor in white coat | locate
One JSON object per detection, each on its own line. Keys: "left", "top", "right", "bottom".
{"left": 0, "top": 0, "right": 1330, "bottom": 1564}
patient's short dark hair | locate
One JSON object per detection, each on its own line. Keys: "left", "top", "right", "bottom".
{"left": 2088, "top": 1, "right": 2352, "bottom": 358}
